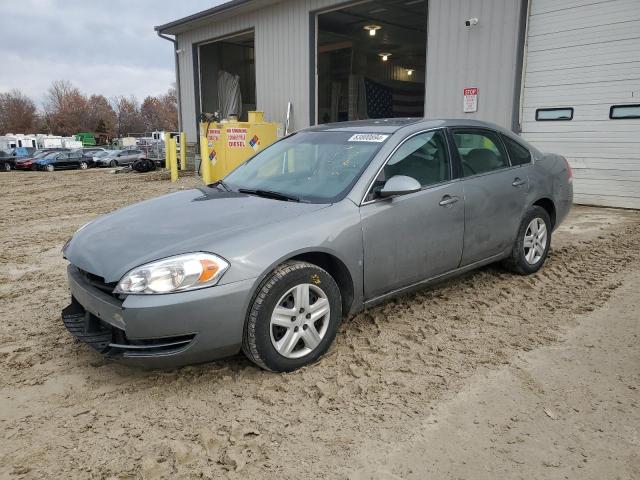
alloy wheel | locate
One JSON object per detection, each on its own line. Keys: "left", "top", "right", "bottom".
{"left": 523, "top": 217, "right": 547, "bottom": 264}
{"left": 269, "top": 283, "right": 330, "bottom": 359}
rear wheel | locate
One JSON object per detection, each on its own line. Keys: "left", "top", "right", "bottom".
{"left": 109, "top": 160, "right": 118, "bottom": 167}
{"left": 242, "top": 261, "right": 342, "bottom": 372}
{"left": 79, "top": 162, "right": 88, "bottom": 170}
{"left": 503, "top": 205, "right": 551, "bottom": 275}
{"left": 46, "top": 164, "right": 54, "bottom": 172}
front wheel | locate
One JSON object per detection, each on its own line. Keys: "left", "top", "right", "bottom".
{"left": 109, "top": 160, "right": 118, "bottom": 167}
{"left": 502, "top": 205, "right": 551, "bottom": 275}
{"left": 242, "top": 261, "right": 342, "bottom": 372}
{"left": 79, "top": 162, "right": 88, "bottom": 170}
{"left": 46, "top": 164, "right": 54, "bottom": 172}
{"left": 3, "top": 163, "right": 10, "bottom": 172}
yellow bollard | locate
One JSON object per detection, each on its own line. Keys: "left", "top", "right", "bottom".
{"left": 199, "top": 123, "right": 214, "bottom": 185}
{"left": 179, "top": 132, "right": 186, "bottom": 171}
{"left": 169, "top": 137, "right": 178, "bottom": 182}
{"left": 164, "top": 132, "right": 170, "bottom": 169}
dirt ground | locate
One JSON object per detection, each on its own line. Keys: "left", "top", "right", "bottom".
{"left": 1, "top": 169, "right": 639, "bottom": 479}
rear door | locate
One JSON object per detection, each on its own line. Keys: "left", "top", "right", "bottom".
{"left": 360, "top": 129, "right": 465, "bottom": 299}
{"left": 450, "top": 128, "right": 528, "bottom": 266}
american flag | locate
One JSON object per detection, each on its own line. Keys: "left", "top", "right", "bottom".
{"left": 364, "top": 78, "right": 424, "bottom": 118}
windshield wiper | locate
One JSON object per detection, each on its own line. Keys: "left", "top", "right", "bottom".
{"left": 238, "top": 188, "right": 300, "bottom": 202}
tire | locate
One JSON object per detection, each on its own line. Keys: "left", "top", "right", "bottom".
{"left": 502, "top": 205, "right": 552, "bottom": 275}
{"left": 46, "top": 164, "right": 54, "bottom": 172}
{"left": 3, "top": 163, "right": 10, "bottom": 172}
{"left": 242, "top": 261, "right": 342, "bottom": 372}
{"left": 109, "top": 160, "right": 118, "bottom": 167}
{"left": 79, "top": 162, "right": 88, "bottom": 170}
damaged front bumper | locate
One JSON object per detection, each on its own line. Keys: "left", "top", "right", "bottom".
{"left": 62, "top": 264, "right": 256, "bottom": 368}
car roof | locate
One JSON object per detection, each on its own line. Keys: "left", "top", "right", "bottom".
{"left": 304, "top": 118, "right": 514, "bottom": 135}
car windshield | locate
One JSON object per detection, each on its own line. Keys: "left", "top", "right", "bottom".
{"left": 223, "top": 131, "right": 388, "bottom": 203}
{"left": 42, "top": 152, "right": 59, "bottom": 159}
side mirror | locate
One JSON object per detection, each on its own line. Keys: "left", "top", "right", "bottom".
{"left": 379, "top": 175, "right": 422, "bottom": 198}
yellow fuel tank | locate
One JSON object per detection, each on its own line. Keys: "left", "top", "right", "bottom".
{"left": 200, "top": 111, "right": 278, "bottom": 184}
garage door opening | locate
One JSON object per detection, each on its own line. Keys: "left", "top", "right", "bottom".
{"left": 198, "top": 30, "right": 256, "bottom": 121}
{"left": 316, "top": 0, "right": 427, "bottom": 124}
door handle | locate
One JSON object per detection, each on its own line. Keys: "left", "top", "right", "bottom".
{"left": 512, "top": 177, "right": 526, "bottom": 187}
{"left": 439, "top": 195, "right": 459, "bottom": 206}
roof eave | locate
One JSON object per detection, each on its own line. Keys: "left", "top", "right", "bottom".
{"left": 154, "top": 0, "right": 256, "bottom": 35}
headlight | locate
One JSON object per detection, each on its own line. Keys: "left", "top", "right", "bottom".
{"left": 114, "top": 253, "right": 229, "bottom": 294}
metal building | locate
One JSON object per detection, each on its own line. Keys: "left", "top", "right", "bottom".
{"left": 156, "top": 0, "right": 640, "bottom": 209}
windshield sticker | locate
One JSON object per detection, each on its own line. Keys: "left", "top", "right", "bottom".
{"left": 348, "top": 134, "right": 389, "bottom": 143}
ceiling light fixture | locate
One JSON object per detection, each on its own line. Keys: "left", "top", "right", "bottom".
{"left": 364, "top": 25, "right": 382, "bottom": 36}
{"left": 379, "top": 52, "right": 391, "bottom": 61}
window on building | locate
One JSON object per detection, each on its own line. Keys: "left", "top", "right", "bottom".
{"left": 452, "top": 130, "right": 509, "bottom": 177}
{"left": 609, "top": 104, "right": 640, "bottom": 119}
{"left": 535, "top": 108, "right": 573, "bottom": 121}
{"left": 502, "top": 135, "right": 532, "bottom": 165}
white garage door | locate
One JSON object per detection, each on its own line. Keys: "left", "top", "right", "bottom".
{"left": 521, "top": 0, "right": 640, "bottom": 209}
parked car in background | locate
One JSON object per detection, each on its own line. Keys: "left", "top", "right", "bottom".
{"left": 34, "top": 151, "right": 91, "bottom": 171}
{"left": 14, "top": 148, "right": 69, "bottom": 170}
{"left": 1, "top": 150, "right": 14, "bottom": 171}
{"left": 94, "top": 149, "right": 144, "bottom": 167}
{"left": 61, "top": 119, "right": 573, "bottom": 371}
{"left": 82, "top": 147, "right": 107, "bottom": 157}
{"left": 11, "top": 147, "right": 37, "bottom": 158}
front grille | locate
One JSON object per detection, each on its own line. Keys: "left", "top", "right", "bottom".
{"left": 62, "top": 299, "right": 195, "bottom": 357}
{"left": 77, "top": 268, "right": 118, "bottom": 296}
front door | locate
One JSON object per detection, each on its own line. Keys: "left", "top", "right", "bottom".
{"left": 450, "top": 128, "right": 528, "bottom": 266}
{"left": 360, "top": 130, "right": 465, "bottom": 299}
{"left": 55, "top": 153, "right": 69, "bottom": 169}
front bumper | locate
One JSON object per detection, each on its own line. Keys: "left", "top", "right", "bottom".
{"left": 63, "top": 265, "right": 256, "bottom": 368}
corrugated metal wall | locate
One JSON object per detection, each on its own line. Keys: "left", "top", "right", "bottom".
{"left": 174, "top": 0, "right": 524, "bottom": 140}
{"left": 424, "top": 0, "right": 524, "bottom": 129}
{"left": 175, "top": 0, "right": 346, "bottom": 140}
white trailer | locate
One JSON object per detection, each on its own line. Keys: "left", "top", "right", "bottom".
{"left": 0, "top": 134, "right": 37, "bottom": 150}
{"left": 62, "top": 139, "right": 83, "bottom": 149}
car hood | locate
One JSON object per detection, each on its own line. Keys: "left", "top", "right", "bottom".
{"left": 64, "top": 187, "right": 328, "bottom": 283}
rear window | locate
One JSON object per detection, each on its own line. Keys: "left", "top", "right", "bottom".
{"left": 609, "top": 104, "right": 640, "bottom": 119}
{"left": 502, "top": 135, "right": 532, "bottom": 166}
{"left": 536, "top": 108, "right": 573, "bottom": 121}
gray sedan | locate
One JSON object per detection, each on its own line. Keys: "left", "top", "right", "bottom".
{"left": 94, "top": 149, "right": 144, "bottom": 167}
{"left": 62, "top": 119, "right": 573, "bottom": 371}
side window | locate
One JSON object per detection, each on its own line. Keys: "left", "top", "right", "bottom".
{"left": 366, "top": 130, "right": 450, "bottom": 201}
{"left": 502, "top": 135, "right": 531, "bottom": 166}
{"left": 386, "top": 130, "right": 450, "bottom": 185}
{"left": 57, "top": 153, "right": 68, "bottom": 160}
{"left": 452, "top": 130, "right": 509, "bottom": 177}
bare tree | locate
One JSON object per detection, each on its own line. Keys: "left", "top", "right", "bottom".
{"left": 159, "top": 87, "right": 178, "bottom": 131}
{"left": 87, "top": 94, "right": 117, "bottom": 137}
{"left": 0, "top": 89, "right": 37, "bottom": 134}
{"left": 111, "top": 96, "right": 145, "bottom": 136}
{"left": 140, "top": 96, "right": 164, "bottom": 131}
{"left": 43, "top": 80, "right": 89, "bottom": 136}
